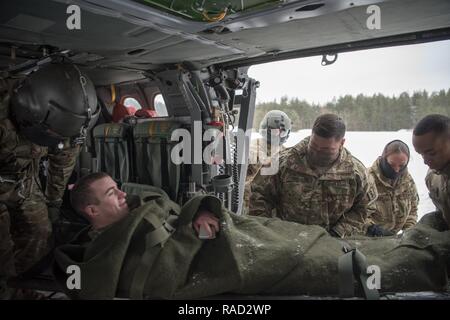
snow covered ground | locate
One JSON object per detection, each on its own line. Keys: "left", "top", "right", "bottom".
{"left": 253, "top": 130, "right": 435, "bottom": 220}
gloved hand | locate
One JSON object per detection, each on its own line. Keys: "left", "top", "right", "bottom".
{"left": 367, "top": 224, "right": 394, "bottom": 237}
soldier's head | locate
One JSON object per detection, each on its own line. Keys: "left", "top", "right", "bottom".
{"left": 308, "top": 113, "right": 346, "bottom": 167}
{"left": 379, "top": 140, "right": 410, "bottom": 179}
{"left": 71, "top": 172, "right": 129, "bottom": 229}
{"left": 413, "top": 114, "right": 450, "bottom": 171}
{"left": 259, "top": 110, "right": 292, "bottom": 146}
{"left": 10, "top": 62, "right": 100, "bottom": 149}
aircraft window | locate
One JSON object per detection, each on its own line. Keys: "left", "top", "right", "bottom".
{"left": 123, "top": 97, "right": 142, "bottom": 110}
{"left": 154, "top": 93, "right": 169, "bottom": 116}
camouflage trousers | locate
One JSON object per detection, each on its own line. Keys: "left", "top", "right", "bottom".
{"left": 0, "top": 176, "right": 51, "bottom": 284}
{"left": 243, "top": 163, "right": 263, "bottom": 215}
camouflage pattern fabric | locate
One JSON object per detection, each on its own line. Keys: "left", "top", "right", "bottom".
{"left": 54, "top": 192, "right": 450, "bottom": 300}
{"left": 426, "top": 163, "right": 450, "bottom": 229}
{"left": 249, "top": 136, "right": 377, "bottom": 237}
{"left": 46, "top": 144, "right": 80, "bottom": 203}
{"left": 0, "top": 93, "right": 80, "bottom": 289}
{"left": 243, "top": 138, "right": 285, "bottom": 214}
{"left": 0, "top": 204, "right": 15, "bottom": 299}
{"left": 367, "top": 157, "right": 418, "bottom": 233}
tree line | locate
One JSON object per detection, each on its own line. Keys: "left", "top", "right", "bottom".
{"left": 252, "top": 89, "right": 450, "bottom": 131}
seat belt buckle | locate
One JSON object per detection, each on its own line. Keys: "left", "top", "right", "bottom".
{"left": 163, "top": 221, "right": 175, "bottom": 234}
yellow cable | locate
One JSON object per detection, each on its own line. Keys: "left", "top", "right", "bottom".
{"left": 202, "top": 7, "right": 228, "bottom": 22}
{"left": 110, "top": 84, "right": 116, "bottom": 103}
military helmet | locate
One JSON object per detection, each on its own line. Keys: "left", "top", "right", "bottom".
{"left": 259, "top": 110, "right": 292, "bottom": 145}
{"left": 10, "top": 62, "right": 99, "bottom": 148}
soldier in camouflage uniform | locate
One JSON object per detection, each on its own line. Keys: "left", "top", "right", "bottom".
{"left": 0, "top": 62, "right": 99, "bottom": 299}
{"left": 243, "top": 110, "right": 291, "bottom": 213}
{"left": 249, "top": 114, "right": 377, "bottom": 237}
{"left": 367, "top": 140, "right": 418, "bottom": 236}
{"left": 413, "top": 114, "right": 450, "bottom": 231}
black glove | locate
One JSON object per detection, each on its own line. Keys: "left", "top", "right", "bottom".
{"left": 367, "top": 224, "right": 394, "bottom": 237}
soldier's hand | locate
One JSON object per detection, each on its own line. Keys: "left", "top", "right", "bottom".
{"left": 367, "top": 224, "right": 394, "bottom": 237}
{"left": 193, "top": 210, "right": 220, "bottom": 239}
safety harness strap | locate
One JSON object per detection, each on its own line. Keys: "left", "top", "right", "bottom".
{"left": 129, "top": 213, "right": 177, "bottom": 299}
{"left": 338, "top": 245, "right": 380, "bottom": 300}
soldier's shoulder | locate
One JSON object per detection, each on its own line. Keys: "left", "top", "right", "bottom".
{"left": 367, "top": 162, "right": 378, "bottom": 176}
{"left": 425, "top": 168, "right": 437, "bottom": 182}
{"left": 424, "top": 169, "right": 443, "bottom": 191}
{"left": 347, "top": 153, "right": 368, "bottom": 175}
{"left": 403, "top": 171, "right": 416, "bottom": 184}
{"left": 278, "top": 145, "right": 295, "bottom": 158}
{"left": 342, "top": 153, "right": 370, "bottom": 187}
{"left": 278, "top": 145, "right": 304, "bottom": 168}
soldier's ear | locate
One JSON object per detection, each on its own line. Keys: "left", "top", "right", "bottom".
{"left": 84, "top": 205, "right": 98, "bottom": 218}
{"left": 340, "top": 138, "right": 346, "bottom": 147}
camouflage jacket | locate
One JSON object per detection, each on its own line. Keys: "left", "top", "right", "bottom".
{"left": 368, "top": 158, "right": 418, "bottom": 233}
{"left": 243, "top": 138, "right": 286, "bottom": 213}
{"left": 0, "top": 94, "right": 80, "bottom": 205}
{"left": 249, "top": 136, "right": 377, "bottom": 237}
{"left": 426, "top": 163, "right": 450, "bottom": 229}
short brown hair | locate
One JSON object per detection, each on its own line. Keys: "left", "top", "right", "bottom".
{"left": 70, "top": 172, "right": 110, "bottom": 216}
{"left": 312, "top": 113, "right": 346, "bottom": 140}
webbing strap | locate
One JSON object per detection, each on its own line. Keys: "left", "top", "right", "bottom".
{"left": 129, "top": 213, "right": 176, "bottom": 299}
{"left": 144, "top": 225, "right": 171, "bottom": 249}
{"left": 353, "top": 249, "right": 380, "bottom": 300}
{"left": 338, "top": 247, "right": 380, "bottom": 300}
{"left": 338, "top": 250, "right": 355, "bottom": 298}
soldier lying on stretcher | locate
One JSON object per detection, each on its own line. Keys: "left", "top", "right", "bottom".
{"left": 54, "top": 172, "right": 450, "bottom": 300}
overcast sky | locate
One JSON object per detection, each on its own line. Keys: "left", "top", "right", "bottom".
{"left": 248, "top": 39, "right": 450, "bottom": 105}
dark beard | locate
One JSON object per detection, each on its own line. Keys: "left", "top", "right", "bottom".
{"left": 307, "top": 151, "right": 338, "bottom": 168}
